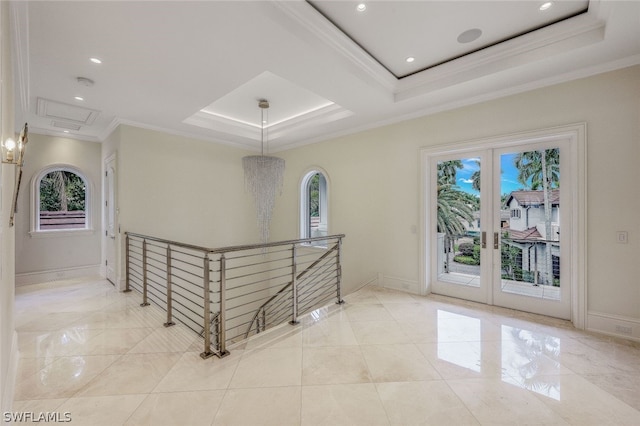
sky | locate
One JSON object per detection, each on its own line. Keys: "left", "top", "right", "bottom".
{"left": 455, "top": 153, "right": 527, "bottom": 196}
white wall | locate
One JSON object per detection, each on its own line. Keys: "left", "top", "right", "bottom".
{"left": 104, "top": 125, "right": 259, "bottom": 288}
{"left": 14, "top": 134, "right": 102, "bottom": 282}
{"left": 116, "top": 125, "right": 257, "bottom": 247}
{"left": 271, "top": 66, "right": 640, "bottom": 338}
{"left": 0, "top": 0, "right": 18, "bottom": 415}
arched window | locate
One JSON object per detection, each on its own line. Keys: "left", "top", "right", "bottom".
{"left": 300, "top": 169, "right": 329, "bottom": 242}
{"left": 32, "top": 165, "right": 91, "bottom": 233}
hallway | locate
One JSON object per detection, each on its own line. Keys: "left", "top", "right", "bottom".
{"left": 11, "top": 278, "right": 640, "bottom": 425}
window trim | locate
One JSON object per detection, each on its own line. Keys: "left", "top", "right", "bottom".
{"left": 30, "top": 164, "right": 93, "bottom": 237}
{"left": 299, "top": 167, "right": 330, "bottom": 244}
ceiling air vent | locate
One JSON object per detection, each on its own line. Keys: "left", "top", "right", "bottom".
{"left": 51, "top": 120, "right": 81, "bottom": 131}
{"left": 37, "top": 97, "right": 100, "bottom": 125}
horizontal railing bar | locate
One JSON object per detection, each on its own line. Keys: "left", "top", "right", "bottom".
{"left": 171, "top": 265, "right": 205, "bottom": 281}
{"left": 172, "top": 298, "right": 205, "bottom": 320}
{"left": 171, "top": 282, "right": 204, "bottom": 300}
{"left": 227, "top": 268, "right": 291, "bottom": 288}
{"left": 172, "top": 257, "right": 207, "bottom": 270}
{"left": 126, "top": 232, "right": 213, "bottom": 253}
{"left": 224, "top": 258, "right": 292, "bottom": 274}
{"left": 225, "top": 281, "right": 291, "bottom": 303}
{"left": 225, "top": 265, "right": 291, "bottom": 282}
{"left": 300, "top": 277, "right": 337, "bottom": 297}
{"left": 126, "top": 231, "right": 344, "bottom": 255}
{"left": 299, "top": 267, "right": 336, "bottom": 289}
{"left": 265, "top": 302, "right": 292, "bottom": 319}
{"left": 225, "top": 296, "right": 275, "bottom": 312}
{"left": 265, "top": 302, "right": 291, "bottom": 318}
{"left": 226, "top": 273, "right": 291, "bottom": 291}
{"left": 300, "top": 284, "right": 335, "bottom": 304}
{"left": 224, "top": 250, "right": 292, "bottom": 264}
{"left": 223, "top": 246, "right": 291, "bottom": 261}
{"left": 146, "top": 269, "right": 168, "bottom": 285}
{"left": 170, "top": 249, "right": 206, "bottom": 261}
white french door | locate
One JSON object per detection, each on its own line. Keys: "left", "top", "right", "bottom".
{"left": 426, "top": 133, "right": 578, "bottom": 320}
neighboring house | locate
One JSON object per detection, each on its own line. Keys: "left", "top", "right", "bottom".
{"left": 503, "top": 190, "right": 560, "bottom": 285}
{"left": 463, "top": 210, "right": 510, "bottom": 235}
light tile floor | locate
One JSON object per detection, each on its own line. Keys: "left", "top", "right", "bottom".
{"left": 12, "top": 277, "right": 640, "bottom": 425}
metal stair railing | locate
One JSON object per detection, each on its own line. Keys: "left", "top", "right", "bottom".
{"left": 124, "top": 232, "right": 345, "bottom": 360}
{"left": 244, "top": 241, "right": 342, "bottom": 338}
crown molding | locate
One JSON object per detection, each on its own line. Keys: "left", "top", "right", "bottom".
{"left": 274, "top": 54, "right": 640, "bottom": 153}
{"left": 272, "top": 0, "right": 397, "bottom": 92}
{"left": 395, "top": 10, "right": 606, "bottom": 101}
{"left": 100, "top": 117, "right": 257, "bottom": 152}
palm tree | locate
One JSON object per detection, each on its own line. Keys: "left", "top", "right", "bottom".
{"left": 437, "top": 159, "right": 462, "bottom": 186}
{"left": 52, "top": 171, "right": 69, "bottom": 211}
{"left": 437, "top": 183, "right": 475, "bottom": 236}
{"left": 471, "top": 159, "right": 481, "bottom": 192}
{"left": 436, "top": 161, "right": 478, "bottom": 271}
{"left": 514, "top": 148, "right": 560, "bottom": 285}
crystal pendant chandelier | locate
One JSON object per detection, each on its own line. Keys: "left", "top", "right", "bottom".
{"left": 242, "top": 99, "right": 285, "bottom": 243}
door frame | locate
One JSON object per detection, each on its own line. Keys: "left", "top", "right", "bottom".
{"left": 420, "top": 123, "right": 587, "bottom": 328}
{"left": 103, "top": 153, "right": 118, "bottom": 286}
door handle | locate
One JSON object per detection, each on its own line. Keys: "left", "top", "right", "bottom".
{"left": 494, "top": 232, "right": 499, "bottom": 249}
{"left": 481, "top": 232, "right": 487, "bottom": 249}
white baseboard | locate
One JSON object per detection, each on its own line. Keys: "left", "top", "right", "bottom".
{"left": 1, "top": 331, "right": 19, "bottom": 418}
{"left": 587, "top": 311, "right": 640, "bottom": 342}
{"left": 377, "top": 273, "right": 421, "bottom": 295}
{"left": 15, "top": 264, "right": 102, "bottom": 286}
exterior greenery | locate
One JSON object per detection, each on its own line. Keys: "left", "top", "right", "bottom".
{"left": 40, "top": 171, "right": 86, "bottom": 212}
{"left": 436, "top": 160, "right": 478, "bottom": 236}
{"left": 512, "top": 148, "right": 560, "bottom": 285}
{"left": 308, "top": 173, "right": 319, "bottom": 217}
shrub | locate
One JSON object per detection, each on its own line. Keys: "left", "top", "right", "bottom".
{"left": 458, "top": 242, "right": 474, "bottom": 256}
{"left": 472, "top": 245, "right": 481, "bottom": 262}
{"left": 454, "top": 255, "right": 480, "bottom": 266}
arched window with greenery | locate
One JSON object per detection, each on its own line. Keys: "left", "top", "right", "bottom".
{"left": 33, "top": 166, "right": 90, "bottom": 232}
{"left": 300, "top": 169, "right": 329, "bottom": 243}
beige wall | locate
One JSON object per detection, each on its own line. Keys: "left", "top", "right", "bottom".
{"left": 105, "top": 125, "right": 259, "bottom": 287}
{"left": 0, "top": 0, "right": 17, "bottom": 413}
{"left": 272, "top": 66, "right": 640, "bottom": 328}
{"left": 115, "top": 125, "right": 257, "bottom": 248}
{"left": 14, "top": 134, "right": 102, "bottom": 277}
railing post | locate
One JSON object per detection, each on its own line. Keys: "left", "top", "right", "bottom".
{"left": 124, "top": 234, "right": 131, "bottom": 292}
{"left": 140, "top": 239, "right": 150, "bottom": 307}
{"left": 290, "top": 244, "right": 299, "bottom": 325}
{"left": 164, "top": 245, "right": 175, "bottom": 327}
{"left": 200, "top": 254, "right": 214, "bottom": 359}
{"left": 218, "top": 254, "right": 229, "bottom": 357}
{"left": 336, "top": 238, "right": 345, "bottom": 304}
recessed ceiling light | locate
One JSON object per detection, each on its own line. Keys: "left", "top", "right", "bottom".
{"left": 74, "top": 96, "right": 84, "bottom": 101}
{"left": 356, "top": 3, "right": 366, "bottom": 12}
{"left": 76, "top": 76, "right": 95, "bottom": 87}
{"left": 539, "top": 2, "right": 553, "bottom": 11}
{"left": 405, "top": 56, "right": 415, "bottom": 63}
{"left": 457, "top": 28, "right": 483, "bottom": 44}
{"left": 63, "top": 130, "right": 70, "bottom": 133}
{"left": 90, "top": 57, "right": 102, "bottom": 64}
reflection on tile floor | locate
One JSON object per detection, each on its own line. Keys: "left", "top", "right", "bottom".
{"left": 12, "top": 278, "right": 640, "bottom": 425}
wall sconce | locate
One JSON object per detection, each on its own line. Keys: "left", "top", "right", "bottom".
{"left": 2, "top": 123, "right": 28, "bottom": 165}
{"left": 4, "top": 123, "right": 28, "bottom": 227}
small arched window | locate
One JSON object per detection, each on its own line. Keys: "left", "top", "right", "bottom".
{"left": 300, "top": 169, "right": 329, "bottom": 243}
{"left": 32, "top": 166, "right": 91, "bottom": 233}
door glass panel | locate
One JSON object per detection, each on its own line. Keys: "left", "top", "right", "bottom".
{"left": 435, "top": 158, "right": 481, "bottom": 287}
{"left": 499, "top": 148, "right": 560, "bottom": 300}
